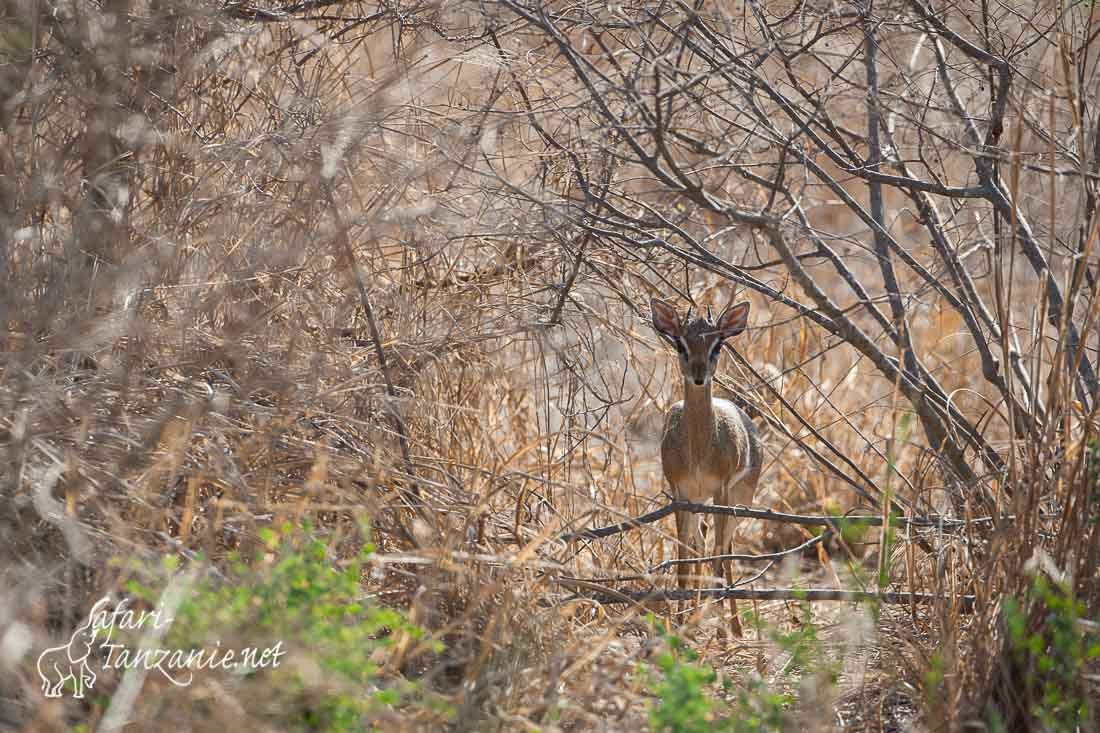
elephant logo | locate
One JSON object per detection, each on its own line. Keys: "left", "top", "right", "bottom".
{"left": 37, "top": 598, "right": 110, "bottom": 698}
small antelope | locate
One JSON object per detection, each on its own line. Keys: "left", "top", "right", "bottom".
{"left": 650, "top": 296, "right": 762, "bottom": 636}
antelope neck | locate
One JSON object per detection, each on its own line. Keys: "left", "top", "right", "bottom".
{"left": 681, "top": 378, "right": 714, "bottom": 457}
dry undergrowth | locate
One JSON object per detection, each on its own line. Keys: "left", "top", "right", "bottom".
{"left": 1, "top": 1, "right": 1098, "bottom": 731}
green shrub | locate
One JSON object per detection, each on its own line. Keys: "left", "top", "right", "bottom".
{"left": 644, "top": 610, "right": 836, "bottom": 732}
{"left": 648, "top": 634, "right": 724, "bottom": 733}
{"left": 127, "top": 522, "right": 448, "bottom": 731}
{"left": 999, "top": 571, "right": 1100, "bottom": 731}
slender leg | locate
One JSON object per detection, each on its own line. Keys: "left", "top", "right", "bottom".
{"left": 727, "top": 576, "right": 742, "bottom": 637}
{"left": 675, "top": 509, "right": 698, "bottom": 614}
{"left": 691, "top": 516, "right": 705, "bottom": 616}
{"left": 714, "top": 514, "right": 743, "bottom": 637}
{"left": 675, "top": 509, "right": 691, "bottom": 590}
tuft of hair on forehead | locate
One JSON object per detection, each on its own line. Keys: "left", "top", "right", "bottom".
{"left": 683, "top": 316, "right": 719, "bottom": 338}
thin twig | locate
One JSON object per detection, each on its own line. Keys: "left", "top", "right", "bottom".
{"left": 321, "top": 183, "right": 428, "bottom": 545}
{"left": 647, "top": 530, "right": 832, "bottom": 572}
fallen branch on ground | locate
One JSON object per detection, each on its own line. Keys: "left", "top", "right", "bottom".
{"left": 554, "top": 577, "right": 977, "bottom": 612}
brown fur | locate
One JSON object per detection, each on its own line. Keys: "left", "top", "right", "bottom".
{"left": 650, "top": 297, "right": 763, "bottom": 636}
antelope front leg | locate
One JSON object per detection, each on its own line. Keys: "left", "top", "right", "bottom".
{"left": 674, "top": 509, "right": 699, "bottom": 615}
{"left": 714, "top": 514, "right": 743, "bottom": 638}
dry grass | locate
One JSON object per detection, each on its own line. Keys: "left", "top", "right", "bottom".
{"left": 1, "top": 1, "right": 1098, "bottom": 730}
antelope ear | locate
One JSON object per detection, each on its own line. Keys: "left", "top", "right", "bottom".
{"left": 649, "top": 297, "right": 683, "bottom": 341}
{"left": 717, "top": 301, "right": 750, "bottom": 338}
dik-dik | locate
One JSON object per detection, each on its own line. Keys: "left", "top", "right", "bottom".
{"left": 650, "top": 297, "right": 762, "bottom": 636}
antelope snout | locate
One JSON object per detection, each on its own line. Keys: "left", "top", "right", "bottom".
{"left": 689, "top": 362, "right": 709, "bottom": 386}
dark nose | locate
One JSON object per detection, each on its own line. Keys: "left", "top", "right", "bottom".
{"left": 693, "top": 378, "right": 704, "bottom": 386}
